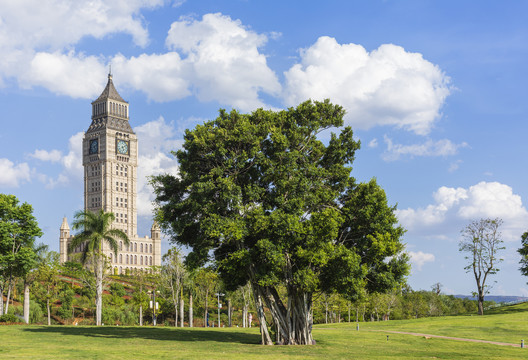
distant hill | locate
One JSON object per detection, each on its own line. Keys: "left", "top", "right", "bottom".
{"left": 453, "top": 295, "right": 528, "bottom": 303}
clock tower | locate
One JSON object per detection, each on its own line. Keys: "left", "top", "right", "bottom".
{"left": 83, "top": 72, "right": 137, "bottom": 237}
{"left": 60, "top": 72, "right": 161, "bottom": 273}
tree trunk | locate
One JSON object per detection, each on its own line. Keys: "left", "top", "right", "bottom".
{"left": 23, "top": 280, "right": 30, "bottom": 324}
{"left": 478, "top": 293, "right": 484, "bottom": 315}
{"left": 242, "top": 305, "right": 247, "bottom": 328}
{"left": 180, "top": 297, "right": 184, "bottom": 327}
{"left": 228, "top": 299, "right": 232, "bottom": 327}
{"left": 189, "top": 293, "right": 193, "bottom": 327}
{"left": 47, "top": 298, "right": 51, "bottom": 325}
{"left": 0, "top": 287, "right": 4, "bottom": 315}
{"left": 324, "top": 299, "right": 328, "bottom": 324}
{"left": 5, "top": 282, "right": 12, "bottom": 315}
{"left": 95, "top": 258, "right": 103, "bottom": 326}
{"left": 139, "top": 304, "right": 143, "bottom": 326}
{"left": 253, "top": 287, "right": 273, "bottom": 345}
{"left": 204, "top": 291, "right": 208, "bottom": 327}
{"left": 174, "top": 300, "right": 179, "bottom": 327}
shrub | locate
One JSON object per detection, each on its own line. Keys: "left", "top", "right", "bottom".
{"left": 0, "top": 314, "right": 20, "bottom": 323}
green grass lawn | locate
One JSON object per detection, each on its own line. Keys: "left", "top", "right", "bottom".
{"left": 1, "top": 304, "right": 527, "bottom": 359}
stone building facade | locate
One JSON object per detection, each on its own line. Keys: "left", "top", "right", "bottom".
{"left": 59, "top": 73, "right": 161, "bottom": 274}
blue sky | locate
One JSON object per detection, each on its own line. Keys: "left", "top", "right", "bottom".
{"left": 1, "top": 0, "right": 527, "bottom": 296}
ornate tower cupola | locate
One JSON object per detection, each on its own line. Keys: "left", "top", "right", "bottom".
{"left": 88, "top": 72, "right": 133, "bottom": 134}
{"left": 59, "top": 217, "right": 70, "bottom": 263}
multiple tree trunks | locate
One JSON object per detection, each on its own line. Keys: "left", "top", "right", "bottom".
{"left": 252, "top": 283, "right": 314, "bottom": 346}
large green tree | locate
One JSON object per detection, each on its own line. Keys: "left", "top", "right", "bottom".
{"left": 0, "top": 194, "right": 42, "bottom": 316}
{"left": 69, "top": 209, "right": 129, "bottom": 326}
{"left": 152, "top": 100, "right": 409, "bottom": 344}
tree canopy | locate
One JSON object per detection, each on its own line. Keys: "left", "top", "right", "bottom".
{"left": 152, "top": 100, "right": 409, "bottom": 344}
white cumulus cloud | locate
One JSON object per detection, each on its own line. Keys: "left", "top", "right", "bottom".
{"left": 397, "top": 181, "right": 528, "bottom": 242}
{"left": 0, "top": 0, "right": 164, "bottom": 87}
{"left": 409, "top": 251, "right": 435, "bottom": 271}
{"left": 30, "top": 149, "right": 63, "bottom": 163}
{"left": 134, "top": 117, "right": 181, "bottom": 216}
{"left": 382, "top": 136, "right": 468, "bottom": 161}
{"left": 31, "top": 132, "right": 84, "bottom": 188}
{"left": 165, "top": 13, "right": 281, "bottom": 110}
{"left": 0, "top": 158, "right": 31, "bottom": 187}
{"left": 284, "top": 36, "right": 451, "bottom": 135}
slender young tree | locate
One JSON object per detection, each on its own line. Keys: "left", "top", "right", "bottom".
{"left": 194, "top": 268, "right": 218, "bottom": 327}
{"left": 69, "top": 209, "right": 129, "bottom": 326}
{"left": 459, "top": 218, "right": 504, "bottom": 315}
{"left": 23, "top": 242, "right": 48, "bottom": 323}
{"left": 34, "top": 251, "right": 61, "bottom": 325}
{"left": 161, "top": 247, "right": 186, "bottom": 327}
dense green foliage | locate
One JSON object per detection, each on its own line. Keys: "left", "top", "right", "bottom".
{"left": 0, "top": 194, "right": 43, "bottom": 317}
{"left": 0, "top": 313, "right": 20, "bottom": 322}
{"left": 152, "top": 100, "right": 409, "bottom": 344}
{"left": 518, "top": 231, "right": 528, "bottom": 279}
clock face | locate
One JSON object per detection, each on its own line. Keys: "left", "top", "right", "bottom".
{"left": 89, "top": 139, "right": 98, "bottom": 154}
{"left": 117, "top": 140, "right": 129, "bottom": 155}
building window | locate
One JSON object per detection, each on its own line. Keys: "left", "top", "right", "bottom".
{"left": 126, "top": 254, "right": 129, "bottom": 264}
{"left": 149, "top": 244, "right": 152, "bottom": 253}
{"left": 150, "top": 256, "right": 152, "bottom": 266}
{"left": 134, "top": 255, "right": 137, "bottom": 264}
{"left": 134, "top": 243, "right": 137, "bottom": 252}
{"left": 140, "top": 243, "right": 143, "bottom": 252}
{"left": 119, "top": 254, "right": 122, "bottom": 263}
{"left": 119, "top": 241, "right": 122, "bottom": 251}
{"left": 140, "top": 256, "right": 143, "bottom": 265}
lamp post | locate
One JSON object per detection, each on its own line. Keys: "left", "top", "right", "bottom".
{"left": 215, "top": 292, "right": 225, "bottom": 328}
{"left": 149, "top": 290, "right": 159, "bottom": 326}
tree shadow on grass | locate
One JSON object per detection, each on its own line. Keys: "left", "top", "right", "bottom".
{"left": 22, "top": 326, "right": 261, "bottom": 344}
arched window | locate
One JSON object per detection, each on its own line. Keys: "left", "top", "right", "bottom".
{"left": 119, "top": 241, "right": 123, "bottom": 251}
{"left": 134, "top": 243, "right": 137, "bottom": 252}
{"left": 134, "top": 255, "right": 137, "bottom": 264}
{"left": 150, "top": 244, "right": 152, "bottom": 253}
{"left": 126, "top": 254, "right": 129, "bottom": 264}
{"left": 140, "top": 256, "right": 143, "bottom": 265}
{"left": 119, "top": 254, "right": 122, "bottom": 263}
{"left": 150, "top": 256, "right": 152, "bottom": 266}
{"left": 140, "top": 243, "right": 143, "bottom": 252}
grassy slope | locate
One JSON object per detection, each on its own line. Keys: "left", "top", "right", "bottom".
{"left": 1, "top": 303, "right": 526, "bottom": 359}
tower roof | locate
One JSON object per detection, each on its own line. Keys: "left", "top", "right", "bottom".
{"left": 60, "top": 217, "right": 70, "bottom": 230}
{"left": 95, "top": 73, "right": 126, "bottom": 103}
